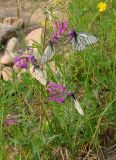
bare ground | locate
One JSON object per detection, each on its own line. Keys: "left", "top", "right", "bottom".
{"left": 0, "top": 0, "right": 47, "bottom": 25}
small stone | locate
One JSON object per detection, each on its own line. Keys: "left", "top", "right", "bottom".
{"left": 25, "top": 28, "right": 43, "bottom": 58}
{"left": 25, "top": 28, "right": 43, "bottom": 45}
{"left": 0, "top": 37, "right": 19, "bottom": 64}
{"left": 0, "top": 53, "right": 15, "bottom": 64}
{"left": 2, "top": 67, "right": 13, "bottom": 81}
{"left": 6, "top": 37, "right": 19, "bottom": 52}
{"left": 0, "top": 23, "right": 16, "bottom": 44}
{"left": 3, "top": 17, "right": 24, "bottom": 29}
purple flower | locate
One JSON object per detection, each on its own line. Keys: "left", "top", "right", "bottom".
{"left": 4, "top": 117, "right": 17, "bottom": 126}
{"left": 67, "top": 29, "right": 76, "bottom": 40}
{"left": 52, "top": 32, "right": 58, "bottom": 43}
{"left": 14, "top": 54, "right": 35, "bottom": 69}
{"left": 51, "top": 21, "right": 68, "bottom": 43}
{"left": 54, "top": 21, "right": 68, "bottom": 35}
{"left": 27, "top": 46, "right": 34, "bottom": 54}
{"left": 47, "top": 82, "right": 84, "bottom": 116}
{"left": 14, "top": 57, "right": 20, "bottom": 64}
{"left": 27, "top": 54, "right": 35, "bottom": 63}
{"left": 14, "top": 57, "right": 21, "bottom": 68}
{"left": 14, "top": 57, "right": 28, "bottom": 69}
{"left": 27, "top": 46, "right": 33, "bottom": 51}
{"left": 20, "top": 58, "right": 28, "bottom": 69}
{"left": 47, "top": 82, "right": 72, "bottom": 103}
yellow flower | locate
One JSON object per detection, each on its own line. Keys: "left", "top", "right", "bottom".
{"left": 41, "top": 20, "right": 46, "bottom": 28}
{"left": 98, "top": 2, "right": 107, "bottom": 12}
{"left": 53, "top": 0, "right": 62, "bottom": 5}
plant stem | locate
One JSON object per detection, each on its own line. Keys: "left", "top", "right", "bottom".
{"left": 42, "top": 17, "right": 47, "bottom": 52}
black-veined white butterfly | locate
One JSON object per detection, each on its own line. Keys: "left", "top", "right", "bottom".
{"left": 41, "top": 41, "right": 55, "bottom": 65}
{"left": 70, "top": 30, "right": 97, "bottom": 51}
{"left": 30, "top": 64, "right": 47, "bottom": 86}
{"left": 71, "top": 93, "right": 84, "bottom": 116}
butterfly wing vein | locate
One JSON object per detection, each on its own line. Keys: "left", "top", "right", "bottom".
{"left": 72, "top": 32, "right": 97, "bottom": 51}
{"left": 41, "top": 45, "right": 55, "bottom": 65}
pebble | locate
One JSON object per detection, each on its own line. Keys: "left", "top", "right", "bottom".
{"left": 0, "top": 37, "right": 19, "bottom": 64}
{"left": 0, "top": 23, "right": 16, "bottom": 44}
{"left": 3, "top": 17, "right": 24, "bottom": 29}
{"left": 25, "top": 28, "right": 43, "bottom": 58}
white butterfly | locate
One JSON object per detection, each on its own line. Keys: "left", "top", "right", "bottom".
{"left": 71, "top": 93, "right": 84, "bottom": 116}
{"left": 30, "top": 64, "right": 47, "bottom": 86}
{"left": 70, "top": 30, "right": 97, "bottom": 51}
{"left": 41, "top": 41, "right": 55, "bottom": 65}
{"left": 73, "top": 98, "right": 84, "bottom": 116}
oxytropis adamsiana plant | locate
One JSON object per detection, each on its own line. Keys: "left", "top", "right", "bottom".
{"left": 47, "top": 82, "right": 84, "bottom": 116}
{"left": 13, "top": 20, "right": 98, "bottom": 115}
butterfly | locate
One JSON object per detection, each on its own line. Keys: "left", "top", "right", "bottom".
{"left": 71, "top": 93, "right": 84, "bottom": 116}
{"left": 41, "top": 41, "right": 55, "bottom": 65}
{"left": 69, "top": 30, "right": 97, "bottom": 51}
{"left": 30, "top": 64, "right": 47, "bottom": 86}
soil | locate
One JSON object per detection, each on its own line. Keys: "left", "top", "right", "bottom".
{"left": 0, "top": 0, "right": 47, "bottom": 25}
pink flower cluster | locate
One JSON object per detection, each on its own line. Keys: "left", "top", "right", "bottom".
{"left": 48, "top": 82, "right": 72, "bottom": 103}
{"left": 14, "top": 54, "right": 35, "bottom": 69}
{"left": 52, "top": 21, "right": 68, "bottom": 43}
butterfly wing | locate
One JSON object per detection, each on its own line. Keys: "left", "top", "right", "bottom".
{"left": 41, "top": 43, "right": 55, "bottom": 65}
{"left": 73, "top": 98, "right": 84, "bottom": 116}
{"left": 77, "top": 32, "right": 97, "bottom": 45}
{"left": 71, "top": 32, "right": 97, "bottom": 51}
{"left": 71, "top": 37, "right": 86, "bottom": 51}
{"left": 30, "top": 65, "right": 47, "bottom": 86}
